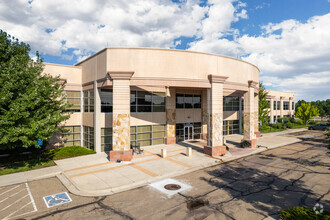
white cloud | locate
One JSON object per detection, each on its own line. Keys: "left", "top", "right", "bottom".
{"left": 0, "top": 0, "right": 207, "bottom": 57}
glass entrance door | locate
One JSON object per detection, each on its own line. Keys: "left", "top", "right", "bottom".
{"left": 184, "top": 124, "right": 194, "bottom": 141}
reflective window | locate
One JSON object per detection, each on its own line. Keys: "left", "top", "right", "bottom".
{"left": 223, "top": 97, "right": 239, "bottom": 111}
{"left": 83, "top": 126, "right": 94, "bottom": 150}
{"left": 131, "top": 91, "right": 165, "bottom": 112}
{"left": 176, "top": 94, "right": 201, "bottom": 109}
{"left": 65, "top": 91, "right": 81, "bottom": 112}
{"left": 292, "top": 102, "right": 295, "bottom": 110}
{"left": 101, "top": 127, "right": 112, "bottom": 152}
{"left": 130, "top": 124, "right": 165, "bottom": 147}
{"left": 83, "top": 90, "right": 94, "bottom": 112}
{"left": 101, "top": 89, "right": 113, "bottom": 113}
{"left": 62, "top": 126, "right": 81, "bottom": 146}
{"left": 223, "top": 120, "right": 239, "bottom": 135}
{"left": 273, "top": 101, "right": 277, "bottom": 110}
{"left": 277, "top": 101, "right": 280, "bottom": 110}
{"left": 283, "top": 101, "right": 289, "bottom": 110}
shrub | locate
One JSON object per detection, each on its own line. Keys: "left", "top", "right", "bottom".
{"left": 280, "top": 206, "right": 330, "bottom": 220}
{"left": 43, "top": 146, "right": 95, "bottom": 160}
{"left": 289, "top": 117, "right": 296, "bottom": 123}
{"left": 295, "top": 120, "right": 304, "bottom": 125}
{"left": 309, "top": 120, "right": 317, "bottom": 125}
{"left": 287, "top": 122, "right": 293, "bottom": 129}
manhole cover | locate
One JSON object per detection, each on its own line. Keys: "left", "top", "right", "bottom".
{"left": 164, "top": 184, "right": 181, "bottom": 190}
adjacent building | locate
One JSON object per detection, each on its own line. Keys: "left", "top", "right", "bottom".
{"left": 266, "top": 90, "right": 295, "bottom": 124}
{"left": 43, "top": 48, "right": 291, "bottom": 160}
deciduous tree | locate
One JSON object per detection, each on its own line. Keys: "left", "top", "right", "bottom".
{"left": 0, "top": 30, "right": 70, "bottom": 150}
{"left": 258, "top": 83, "right": 270, "bottom": 126}
{"left": 295, "top": 103, "right": 319, "bottom": 125}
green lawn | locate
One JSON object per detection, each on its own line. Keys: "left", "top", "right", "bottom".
{"left": 0, "top": 146, "right": 95, "bottom": 176}
{"left": 260, "top": 128, "right": 287, "bottom": 133}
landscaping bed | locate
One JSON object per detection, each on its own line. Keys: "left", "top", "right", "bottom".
{"left": 280, "top": 206, "right": 330, "bottom": 220}
{"left": 0, "top": 146, "right": 95, "bottom": 175}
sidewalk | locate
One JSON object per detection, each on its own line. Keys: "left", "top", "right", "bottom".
{"left": 0, "top": 127, "right": 309, "bottom": 195}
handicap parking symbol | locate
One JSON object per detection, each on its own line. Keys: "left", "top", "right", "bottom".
{"left": 43, "top": 192, "right": 72, "bottom": 208}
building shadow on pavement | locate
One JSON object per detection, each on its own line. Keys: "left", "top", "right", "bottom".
{"left": 198, "top": 160, "right": 330, "bottom": 218}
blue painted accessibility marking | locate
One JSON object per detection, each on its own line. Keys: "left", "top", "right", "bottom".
{"left": 43, "top": 192, "right": 72, "bottom": 208}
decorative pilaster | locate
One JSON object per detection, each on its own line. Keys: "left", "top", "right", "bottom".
{"left": 289, "top": 97, "right": 293, "bottom": 117}
{"left": 94, "top": 81, "right": 101, "bottom": 153}
{"left": 242, "top": 80, "right": 257, "bottom": 148}
{"left": 201, "top": 89, "right": 208, "bottom": 139}
{"left": 204, "top": 75, "right": 228, "bottom": 157}
{"left": 280, "top": 96, "right": 284, "bottom": 118}
{"left": 108, "top": 71, "right": 134, "bottom": 161}
{"left": 254, "top": 91, "right": 261, "bottom": 137}
{"left": 165, "top": 87, "right": 176, "bottom": 144}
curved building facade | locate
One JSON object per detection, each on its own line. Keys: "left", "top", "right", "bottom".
{"left": 44, "top": 48, "right": 261, "bottom": 160}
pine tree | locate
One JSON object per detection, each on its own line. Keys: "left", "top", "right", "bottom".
{"left": 0, "top": 30, "right": 70, "bottom": 150}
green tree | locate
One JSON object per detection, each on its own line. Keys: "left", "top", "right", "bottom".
{"left": 0, "top": 30, "right": 70, "bottom": 150}
{"left": 258, "top": 83, "right": 270, "bottom": 126}
{"left": 295, "top": 100, "right": 306, "bottom": 112}
{"left": 295, "top": 103, "right": 319, "bottom": 125}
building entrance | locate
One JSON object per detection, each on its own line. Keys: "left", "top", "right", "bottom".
{"left": 184, "top": 124, "right": 194, "bottom": 141}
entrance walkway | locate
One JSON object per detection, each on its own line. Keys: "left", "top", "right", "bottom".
{"left": 55, "top": 143, "right": 222, "bottom": 196}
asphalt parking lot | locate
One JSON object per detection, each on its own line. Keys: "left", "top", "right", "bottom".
{"left": 2, "top": 130, "right": 329, "bottom": 219}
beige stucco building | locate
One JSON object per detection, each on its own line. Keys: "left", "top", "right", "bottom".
{"left": 44, "top": 48, "right": 266, "bottom": 160}
{"left": 266, "top": 90, "right": 295, "bottom": 124}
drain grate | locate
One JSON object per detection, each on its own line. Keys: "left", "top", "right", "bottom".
{"left": 164, "top": 184, "right": 181, "bottom": 190}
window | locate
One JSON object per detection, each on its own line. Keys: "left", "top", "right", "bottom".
{"left": 292, "top": 102, "right": 295, "bottom": 110}
{"left": 223, "top": 97, "right": 239, "bottom": 111}
{"left": 223, "top": 120, "right": 239, "bottom": 135}
{"left": 83, "top": 90, "right": 94, "bottom": 112}
{"left": 176, "top": 94, "right": 201, "bottom": 109}
{"left": 131, "top": 91, "right": 165, "bottom": 112}
{"left": 130, "top": 124, "right": 165, "bottom": 147}
{"left": 101, "top": 89, "right": 113, "bottom": 113}
{"left": 65, "top": 91, "right": 81, "bottom": 112}
{"left": 273, "top": 101, "right": 276, "bottom": 110}
{"left": 101, "top": 128, "right": 112, "bottom": 152}
{"left": 283, "top": 101, "right": 289, "bottom": 110}
{"left": 277, "top": 101, "right": 280, "bottom": 110}
{"left": 83, "top": 126, "right": 94, "bottom": 150}
{"left": 62, "top": 126, "right": 81, "bottom": 146}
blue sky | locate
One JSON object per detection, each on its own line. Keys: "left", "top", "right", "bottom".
{"left": 1, "top": 0, "right": 329, "bottom": 101}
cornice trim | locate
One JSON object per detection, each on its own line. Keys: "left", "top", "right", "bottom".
{"left": 208, "top": 75, "right": 228, "bottom": 84}
{"left": 108, "top": 71, "right": 134, "bottom": 80}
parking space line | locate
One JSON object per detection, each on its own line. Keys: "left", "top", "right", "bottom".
{"left": 0, "top": 185, "right": 22, "bottom": 197}
{"left": 0, "top": 194, "right": 29, "bottom": 213}
{"left": 3, "top": 201, "right": 32, "bottom": 219}
{"left": 0, "top": 188, "right": 26, "bottom": 203}
{"left": 25, "top": 183, "right": 37, "bottom": 213}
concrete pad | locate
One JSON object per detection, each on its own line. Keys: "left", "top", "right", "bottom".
{"left": 112, "top": 166, "right": 152, "bottom": 183}
{"left": 71, "top": 173, "right": 110, "bottom": 191}
{"left": 92, "top": 169, "right": 134, "bottom": 189}
{"left": 137, "top": 159, "right": 186, "bottom": 176}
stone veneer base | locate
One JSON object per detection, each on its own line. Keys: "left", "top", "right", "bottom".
{"left": 204, "top": 145, "right": 227, "bottom": 157}
{"left": 165, "top": 137, "right": 176, "bottom": 145}
{"left": 241, "top": 139, "right": 257, "bottom": 148}
{"left": 109, "top": 150, "right": 133, "bottom": 161}
{"left": 254, "top": 131, "right": 262, "bottom": 137}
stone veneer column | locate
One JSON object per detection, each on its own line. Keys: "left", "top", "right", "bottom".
{"left": 204, "top": 75, "right": 228, "bottom": 157}
{"left": 239, "top": 97, "right": 243, "bottom": 134}
{"left": 94, "top": 81, "right": 101, "bottom": 153}
{"left": 108, "top": 71, "right": 134, "bottom": 161}
{"left": 242, "top": 80, "right": 257, "bottom": 148}
{"left": 270, "top": 97, "right": 274, "bottom": 123}
{"left": 201, "top": 89, "right": 208, "bottom": 139}
{"left": 165, "top": 87, "right": 176, "bottom": 144}
{"left": 254, "top": 92, "right": 261, "bottom": 137}
{"left": 280, "top": 97, "right": 284, "bottom": 118}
